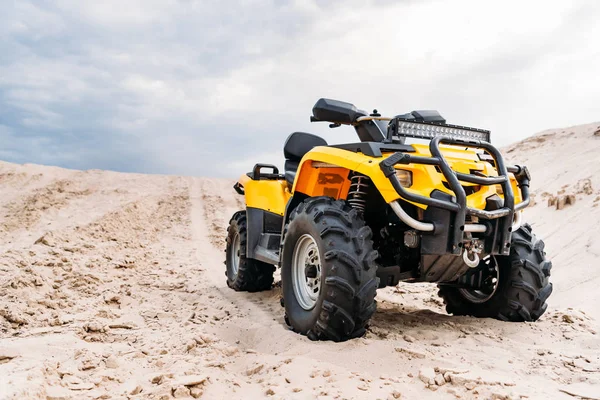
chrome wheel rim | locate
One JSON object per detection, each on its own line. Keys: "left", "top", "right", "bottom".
{"left": 230, "top": 232, "right": 240, "bottom": 277}
{"left": 459, "top": 255, "right": 499, "bottom": 303}
{"left": 291, "top": 234, "right": 322, "bottom": 310}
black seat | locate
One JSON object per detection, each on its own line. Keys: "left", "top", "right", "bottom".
{"left": 284, "top": 132, "right": 327, "bottom": 186}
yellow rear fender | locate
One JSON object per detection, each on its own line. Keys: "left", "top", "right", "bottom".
{"left": 236, "top": 173, "right": 290, "bottom": 216}
{"left": 234, "top": 173, "right": 290, "bottom": 265}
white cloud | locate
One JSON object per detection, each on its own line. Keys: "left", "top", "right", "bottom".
{"left": 54, "top": 0, "right": 177, "bottom": 27}
{"left": 3, "top": 2, "right": 65, "bottom": 37}
{"left": 0, "top": 0, "right": 599, "bottom": 177}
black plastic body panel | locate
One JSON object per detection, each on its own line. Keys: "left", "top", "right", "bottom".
{"left": 312, "top": 98, "right": 366, "bottom": 124}
{"left": 264, "top": 210, "right": 282, "bottom": 233}
{"left": 354, "top": 120, "right": 386, "bottom": 142}
{"left": 254, "top": 233, "right": 281, "bottom": 265}
{"left": 376, "top": 265, "right": 401, "bottom": 288}
{"left": 410, "top": 110, "right": 446, "bottom": 123}
{"left": 421, "top": 191, "right": 454, "bottom": 255}
{"left": 233, "top": 182, "right": 244, "bottom": 195}
{"left": 331, "top": 142, "right": 415, "bottom": 158}
{"left": 421, "top": 254, "right": 469, "bottom": 282}
{"left": 282, "top": 192, "right": 309, "bottom": 227}
{"left": 246, "top": 207, "right": 283, "bottom": 263}
{"left": 376, "top": 266, "right": 416, "bottom": 288}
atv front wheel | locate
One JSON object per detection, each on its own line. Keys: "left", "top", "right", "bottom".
{"left": 281, "top": 197, "right": 379, "bottom": 341}
{"left": 438, "top": 223, "right": 553, "bottom": 321}
{"left": 225, "top": 211, "right": 275, "bottom": 292}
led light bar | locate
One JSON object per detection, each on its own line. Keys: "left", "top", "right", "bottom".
{"left": 391, "top": 118, "right": 491, "bottom": 143}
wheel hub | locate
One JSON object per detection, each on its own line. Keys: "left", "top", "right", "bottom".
{"left": 459, "top": 255, "right": 499, "bottom": 303}
{"left": 305, "top": 264, "right": 318, "bottom": 279}
{"left": 291, "top": 234, "right": 322, "bottom": 310}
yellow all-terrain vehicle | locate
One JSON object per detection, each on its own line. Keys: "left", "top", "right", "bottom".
{"left": 225, "top": 98, "right": 553, "bottom": 341}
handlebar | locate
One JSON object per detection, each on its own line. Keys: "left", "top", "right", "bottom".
{"left": 355, "top": 116, "right": 393, "bottom": 122}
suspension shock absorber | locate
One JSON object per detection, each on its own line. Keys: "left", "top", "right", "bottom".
{"left": 347, "top": 174, "right": 371, "bottom": 215}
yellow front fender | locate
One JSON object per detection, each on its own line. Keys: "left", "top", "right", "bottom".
{"left": 291, "top": 144, "right": 523, "bottom": 210}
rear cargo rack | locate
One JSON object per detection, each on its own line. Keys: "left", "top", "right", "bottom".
{"left": 380, "top": 136, "right": 531, "bottom": 256}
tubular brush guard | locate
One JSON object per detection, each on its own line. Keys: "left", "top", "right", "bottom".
{"left": 380, "top": 136, "right": 530, "bottom": 256}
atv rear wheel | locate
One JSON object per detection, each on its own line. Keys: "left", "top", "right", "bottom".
{"left": 281, "top": 197, "right": 379, "bottom": 341}
{"left": 438, "top": 223, "right": 553, "bottom": 321}
{"left": 225, "top": 211, "right": 275, "bottom": 292}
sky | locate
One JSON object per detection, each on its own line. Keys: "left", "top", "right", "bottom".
{"left": 1, "top": 0, "right": 599, "bottom": 177}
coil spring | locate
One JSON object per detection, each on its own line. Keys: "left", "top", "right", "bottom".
{"left": 348, "top": 174, "right": 371, "bottom": 214}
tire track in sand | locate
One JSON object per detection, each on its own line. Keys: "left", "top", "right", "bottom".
{"left": 187, "top": 177, "right": 438, "bottom": 399}
{"left": 188, "top": 177, "right": 292, "bottom": 346}
{"left": 0, "top": 179, "right": 93, "bottom": 235}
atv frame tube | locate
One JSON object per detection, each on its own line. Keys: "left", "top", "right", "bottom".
{"left": 389, "top": 201, "right": 434, "bottom": 232}
{"left": 380, "top": 137, "right": 531, "bottom": 256}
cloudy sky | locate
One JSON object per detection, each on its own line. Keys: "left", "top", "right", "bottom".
{"left": 1, "top": 0, "right": 599, "bottom": 177}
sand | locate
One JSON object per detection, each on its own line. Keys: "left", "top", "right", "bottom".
{"left": 1, "top": 122, "right": 600, "bottom": 399}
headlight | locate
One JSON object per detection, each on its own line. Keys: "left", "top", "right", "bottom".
{"left": 395, "top": 169, "right": 412, "bottom": 187}
{"left": 392, "top": 119, "right": 490, "bottom": 142}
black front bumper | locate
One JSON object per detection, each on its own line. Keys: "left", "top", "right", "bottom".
{"left": 380, "top": 136, "right": 531, "bottom": 256}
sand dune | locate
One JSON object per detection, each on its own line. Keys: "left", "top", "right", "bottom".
{"left": 1, "top": 123, "right": 600, "bottom": 399}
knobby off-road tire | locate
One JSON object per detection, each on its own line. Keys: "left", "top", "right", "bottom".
{"left": 281, "top": 197, "right": 379, "bottom": 342}
{"left": 225, "top": 211, "right": 275, "bottom": 292}
{"left": 438, "top": 223, "right": 553, "bottom": 321}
